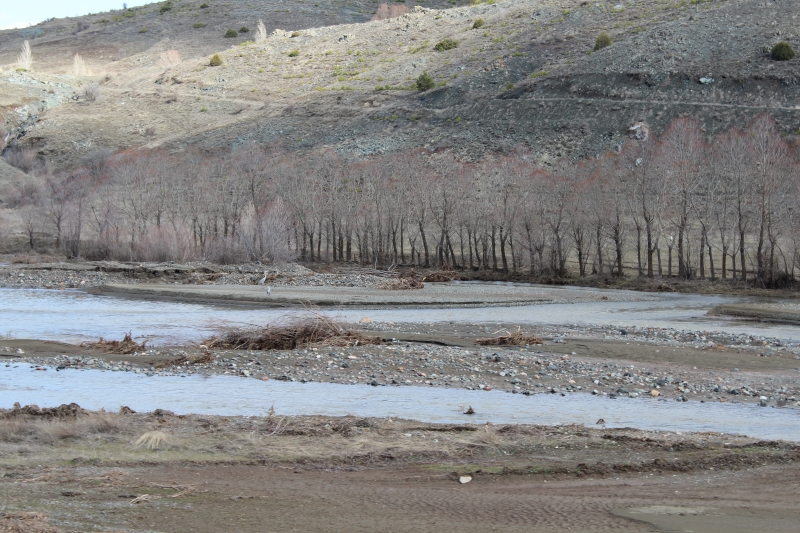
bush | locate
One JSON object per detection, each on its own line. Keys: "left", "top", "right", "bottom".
{"left": 434, "top": 38, "right": 458, "bottom": 51}
{"left": 239, "top": 26, "right": 249, "bottom": 33}
{"left": 80, "top": 82, "right": 102, "bottom": 101}
{"left": 138, "top": 26, "right": 149, "bottom": 33}
{"left": 288, "top": 49, "right": 300, "bottom": 57}
{"left": 209, "top": 53, "right": 223, "bottom": 66}
{"left": 224, "top": 28, "right": 238, "bottom": 38}
{"left": 415, "top": 71, "right": 434, "bottom": 91}
{"left": 193, "top": 22, "right": 207, "bottom": 28}
{"left": 772, "top": 41, "right": 796, "bottom": 61}
{"left": 160, "top": 1, "right": 173, "bottom": 14}
{"left": 594, "top": 32, "right": 612, "bottom": 51}
{"left": 200, "top": 2, "right": 209, "bottom": 7}
{"left": 472, "top": 18, "right": 484, "bottom": 29}
{"left": 291, "top": 31, "right": 301, "bottom": 37}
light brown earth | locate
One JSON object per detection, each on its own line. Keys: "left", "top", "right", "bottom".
{"left": 1, "top": 407, "right": 800, "bottom": 533}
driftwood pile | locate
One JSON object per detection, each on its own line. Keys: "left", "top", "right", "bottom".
{"left": 206, "top": 314, "right": 383, "bottom": 351}
{"left": 475, "top": 331, "right": 543, "bottom": 346}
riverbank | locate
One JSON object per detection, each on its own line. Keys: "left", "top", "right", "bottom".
{"left": 1, "top": 405, "right": 799, "bottom": 533}
{"left": 3, "top": 258, "right": 799, "bottom": 300}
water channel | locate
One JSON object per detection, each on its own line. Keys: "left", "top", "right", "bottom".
{"left": 2, "top": 366, "right": 799, "bottom": 441}
{"left": 2, "top": 286, "right": 799, "bottom": 441}
{"left": 2, "top": 287, "right": 800, "bottom": 345}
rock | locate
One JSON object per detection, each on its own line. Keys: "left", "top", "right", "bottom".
{"left": 699, "top": 77, "right": 715, "bottom": 84}
{"left": 359, "top": 317, "right": 372, "bottom": 324}
{"left": 459, "top": 475, "right": 472, "bottom": 484}
{"left": 464, "top": 406, "right": 475, "bottom": 415}
{"left": 650, "top": 389, "right": 660, "bottom": 397}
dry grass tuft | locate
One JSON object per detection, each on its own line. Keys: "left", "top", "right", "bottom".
{"left": 0, "top": 407, "right": 121, "bottom": 445}
{"left": 79, "top": 82, "right": 102, "bottom": 102}
{"left": 206, "top": 313, "right": 383, "bottom": 351}
{"left": 0, "top": 512, "right": 60, "bottom": 533}
{"left": 476, "top": 331, "right": 543, "bottom": 346}
{"left": 135, "top": 430, "right": 169, "bottom": 450}
{"left": 81, "top": 332, "right": 146, "bottom": 354}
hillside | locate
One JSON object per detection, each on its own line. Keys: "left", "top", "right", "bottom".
{"left": 1, "top": 0, "right": 799, "bottom": 169}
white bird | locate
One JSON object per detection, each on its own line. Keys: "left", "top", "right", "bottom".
{"left": 257, "top": 271, "right": 267, "bottom": 285}
{"left": 267, "top": 286, "right": 272, "bottom": 296}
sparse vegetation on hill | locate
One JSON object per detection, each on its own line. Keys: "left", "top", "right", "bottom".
{"left": 415, "top": 71, "right": 434, "bottom": 91}
{"left": 433, "top": 38, "right": 458, "bottom": 51}
{"left": 594, "top": 31, "right": 612, "bottom": 51}
{"left": 209, "top": 52, "right": 223, "bottom": 66}
{"left": 224, "top": 28, "right": 238, "bottom": 38}
{"left": 771, "top": 41, "right": 795, "bottom": 61}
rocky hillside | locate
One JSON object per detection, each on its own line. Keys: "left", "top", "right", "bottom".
{"left": 1, "top": 0, "right": 799, "bottom": 169}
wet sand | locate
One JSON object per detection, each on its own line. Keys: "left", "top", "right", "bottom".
{"left": 92, "top": 282, "right": 639, "bottom": 308}
{"left": 712, "top": 303, "right": 800, "bottom": 325}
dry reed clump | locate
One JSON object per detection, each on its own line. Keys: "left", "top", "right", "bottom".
{"left": 72, "top": 54, "right": 90, "bottom": 76}
{"left": 0, "top": 512, "right": 60, "bottom": 533}
{"left": 255, "top": 19, "right": 267, "bottom": 42}
{"left": 81, "top": 332, "right": 146, "bottom": 354}
{"left": 475, "top": 331, "right": 543, "bottom": 346}
{"left": 16, "top": 41, "right": 32, "bottom": 71}
{"left": 135, "top": 430, "right": 169, "bottom": 450}
{"left": 206, "top": 314, "right": 383, "bottom": 351}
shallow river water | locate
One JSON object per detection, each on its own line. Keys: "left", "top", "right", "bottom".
{"left": 2, "top": 287, "right": 800, "bottom": 344}
{"left": 1, "top": 366, "right": 798, "bottom": 441}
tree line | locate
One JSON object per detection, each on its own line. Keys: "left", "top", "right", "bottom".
{"left": 2, "top": 113, "right": 799, "bottom": 286}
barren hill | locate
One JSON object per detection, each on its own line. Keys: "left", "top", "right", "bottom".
{"left": 1, "top": 0, "right": 799, "bottom": 169}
